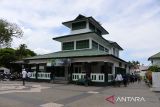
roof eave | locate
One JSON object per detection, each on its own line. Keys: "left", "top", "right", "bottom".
{"left": 24, "top": 54, "right": 127, "bottom": 64}
{"left": 111, "top": 42, "right": 123, "bottom": 50}
{"left": 62, "top": 18, "right": 87, "bottom": 28}
{"left": 88, "top": 17, "right": 109, "bottom": 35}
{"left": 62, "top": 17, "right": 109, "bottom": 35}
{"left": 52, "top": 31, "right": 94, "bottom": 41}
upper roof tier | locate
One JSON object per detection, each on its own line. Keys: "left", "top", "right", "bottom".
{"left": 62, "top": 14, "right": 109, "bottom": 35}
{"left": 148, "top": 52, "right": 160, "bottom": 60}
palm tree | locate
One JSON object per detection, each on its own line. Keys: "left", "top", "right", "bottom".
{"left": 15, "top": 44, "right": 36, "bottom": 60}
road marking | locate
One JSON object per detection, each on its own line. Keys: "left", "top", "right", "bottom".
{"left": 0, "top": 84, "right": 50, "bottom": 94}
{"left": 40, "top": 102, "right": 64, "bottom": 107}
{"left": 87, "top": 91, "right": 99, "bottom": 94}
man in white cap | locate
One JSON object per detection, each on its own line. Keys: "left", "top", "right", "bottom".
{"left": 22, "top": 69, "right": 27, "bottom": 86}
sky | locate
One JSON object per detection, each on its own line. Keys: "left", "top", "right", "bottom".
{"left": 0, "top": 0, "right": 160, "bottom": 65}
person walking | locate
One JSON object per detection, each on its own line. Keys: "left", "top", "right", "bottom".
{"left": 22, "top": 69, "right": 27, "bottom": 86}
{"left": 115, "top": 73, "right": 123, "bottom": 87}
{"left": 27, "top": 71, "right": 31, "bottom": 82}
{"left": 137, "top": 75, "right": 141, "bottom": 83}
{"left": 122, "top": 74, "right": 128, "bottom": 87}
{"left": 130, "top": 73, "right": 135, "bottom": 83}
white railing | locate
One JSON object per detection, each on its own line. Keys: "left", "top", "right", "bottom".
{"left": 91, "top": 73, "right": 105, "bottom": 82}
{"left": 72, "top": 73, "right": 86, "bottom": 81}
{"left": 30, "top": 72, "right": 36, "bottom": 79}
{"left": 30, "top": 72, "right": 51, "bottom": 80}
{"left": 38, "top": 72, "right": 51, "bottom": 80}
{"left": 72, "top": 73, "right": 105, "bottom": 82}
{"left": 108, "top": 74, "right": 114, "bottom": 82}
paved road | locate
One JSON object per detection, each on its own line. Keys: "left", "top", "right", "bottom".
{"left": 0, "top": 81, "right": 159, "bottom": 107}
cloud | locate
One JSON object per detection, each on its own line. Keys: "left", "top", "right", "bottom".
{"left": 0, "top": 0, "right": 160, "bottom": 65}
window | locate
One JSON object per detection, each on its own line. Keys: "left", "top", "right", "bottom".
{"left": 119, "top": 62, "right": 122, "bottom": 67}
{"left": 105, "top": 48, "right": 109, "bottom": 53}
{"left": 92, "top": 40, "right": 98, "bottom": 49}
{"left": 99, "top": 45, "right": 104, "bottom": 51}
{"left": 72, "top": 21, "right": 86, "bottom": 30}
{"left": 96, "top": 29, "right": 102, "bottom": 36}
{"left": 89, "top": 22, "right": 102, "bottom": 36}
{"left": 74, "top": 67, "right": 81, "bottom": 73}
{"left": 125, "top": 64, "right": 127, "bottom": 69}
{"left": 113, "top": 48, "right": 116, "bottom": 55}
{"left": 76, "top": 40, "right": 89, "bottom": 49}
{"left": 89, "top": 22, "right": 95, "bottom": 31}
{"left": 62, "top": 41, "right": 74, "bottom": 50}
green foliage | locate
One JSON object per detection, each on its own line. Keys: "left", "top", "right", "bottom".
{"left": 128, "top": 60, "right": 140, "bottom": 65}
{"left": 0, "top": 44, "right": 36, "bottom": 67}
{"left": 15, "top": 44, "right": 36, "bottom": 60}
{"left": 0, "top": 19, "right": 23, "bottom": 47}
{"left": 148, "top": 66, "right": 160, "bottom": 72}
{"left": 0, "top": 48, "right": 17, "bottom": 68}
{"left": 128, "top": 60, "right": 140, "bottom": 68}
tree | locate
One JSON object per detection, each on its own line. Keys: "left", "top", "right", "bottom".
{"left": 0, "top": 19, "right": 23, "bottom": 47}
{"left": 148, "top": 66, "right": 160, "bottom": 72}
{"left": 128, "top": 60, "right": 140, "bottom": 69}
{"left": 0, "top": 48, "right": 17, "bottom": 68}
{"left": 15, "top": 44, "right": 36, "bottom": 60}
{"left": 0, "top": 44, "right": 36, "bottom": 68}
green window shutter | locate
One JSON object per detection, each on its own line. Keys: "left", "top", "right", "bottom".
{"left": 76, "top": 40, "right": 89, "bottom": 49}
{"left": 99, "top": 45, "right": 104, "bottom": 51}
{"left": 89, "top": 22, "right": 95, "bottom": 31}
{"left": 62, "top": 42, "right": 74, "bottom": 50}
{"left": 105, "top": 48, "right": 109, "bottom": 53}
{"left": 92, "top": 40, "right": 98, "bottom": 49}
{"left": 96, "top": 29, "right": 102, "bottom": 36}
{"left": 72, "top": 21, "right": 86, "bottom": 30}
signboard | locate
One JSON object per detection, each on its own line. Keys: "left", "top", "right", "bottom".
{"left": 47, "top": 60, "right": 53, "bottom": 67}
{"left": 54, "top": 59, "right": 71, "bottom": 66}
{"left": 152, "top": 72, "right": 160, "bottom": 91}
{"left": 47, "top": 59, "right": 71, "bottom": 67}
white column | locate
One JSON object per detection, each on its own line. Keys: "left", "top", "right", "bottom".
{"left": 112, "top": 64, "right": 115, "bottom": 77}
{"left": 65, "top": 66, "right": 68, "bottom": 80}
{"left": 74, "top": 41, "right": 76, "bottom": 50}
{"left": 89, "top": 38, "right": 92, "bottom": 49}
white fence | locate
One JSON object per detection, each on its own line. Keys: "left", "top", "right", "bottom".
{"left": 72, "top": 73, "right": 86, "bottom": 81}
{"left": 91, "top": 73, "right": 105, "bottom": 82}
{"left": 30, "top": 72, "right": 36, "bottom": 79}
{"left": 30, "top": 72, "right": 51, "bottom": 80}
{"left": 72, "top": 73, "right": 105, "bottom": 82}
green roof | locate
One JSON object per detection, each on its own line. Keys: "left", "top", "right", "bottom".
{"left": 149, "top": 52, "right": 160, "bottom": 60}
{"left": 25, "top": 49, "right": 107, "bottom": 60}
{"left": 62, "top": 14, "right": 109, "bottom": 35}
{"left": 53, "top": 32, "right": 123, "bottom": 50}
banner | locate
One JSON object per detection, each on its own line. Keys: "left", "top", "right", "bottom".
{"left": 54, "top": 59, "right": 71, "bottom": 66}
{"left": 47, "top": 59, "right": 71, "bottom": 67}
{"left": 47, "top": 60, "right": 53, "bottom": 67}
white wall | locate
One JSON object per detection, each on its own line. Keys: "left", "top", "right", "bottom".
{"left": 70, "top": 28, "right": 91, "bottom": 35}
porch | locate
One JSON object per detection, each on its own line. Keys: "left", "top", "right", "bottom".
{"left": 28, "top": 61, "right": 115, "bottom": 84}
{"left": 29, "top": 72, "right": 114, "bottom": 83}
{"left": 72, "top": 73, "right": 114, "bottom": 83}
